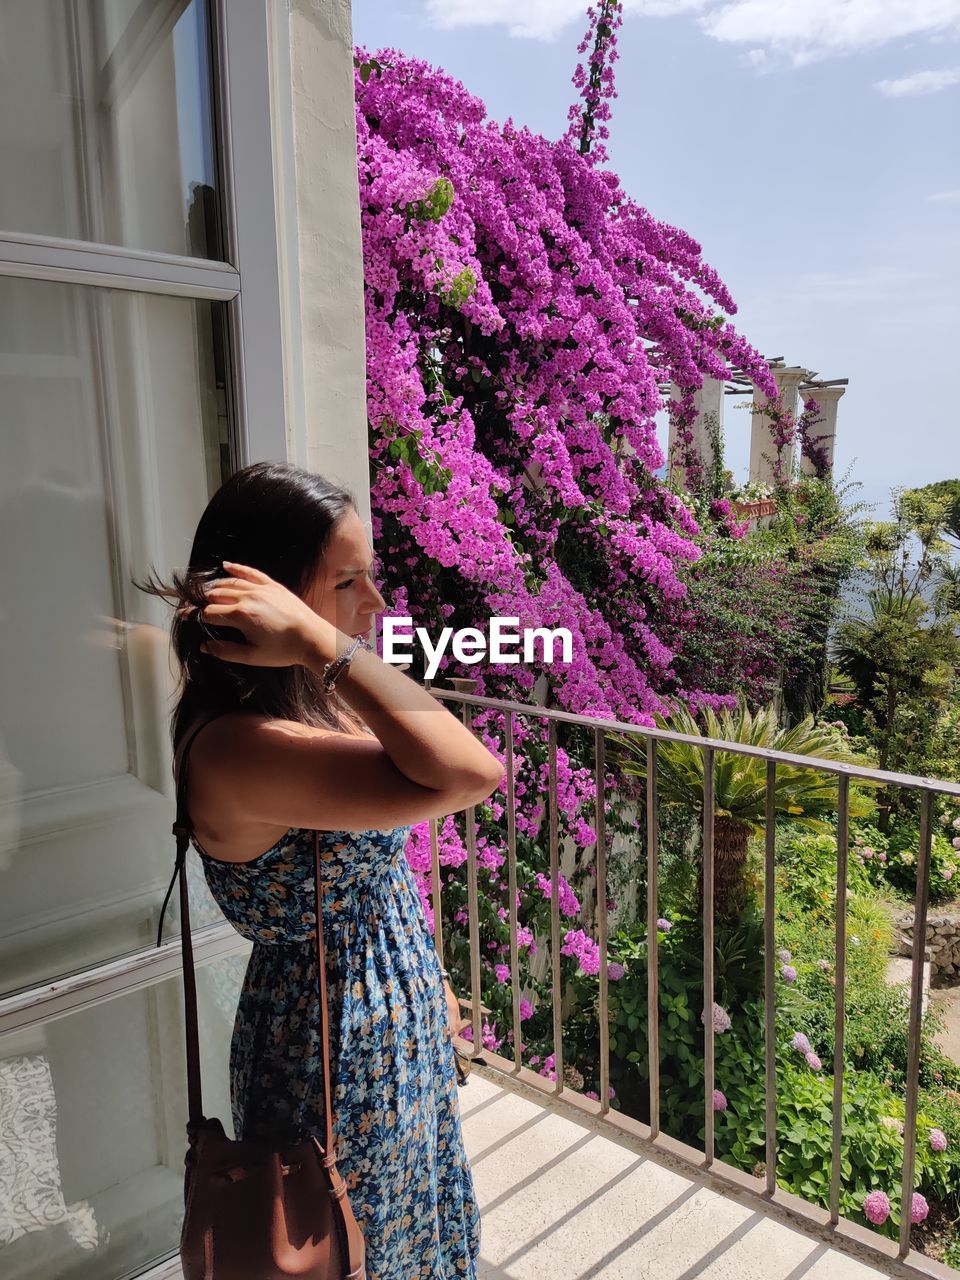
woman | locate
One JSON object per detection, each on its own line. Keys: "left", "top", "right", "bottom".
{"left": 138, "top": 461, "right": 502, "bottom": 1279}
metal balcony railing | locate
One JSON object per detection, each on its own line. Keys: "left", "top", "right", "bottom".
{"left": 427, "top": 686, "right": 960, "bottom": 1276}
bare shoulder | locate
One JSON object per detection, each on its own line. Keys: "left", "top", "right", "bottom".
{"left": 187, "top": 711, "right": 365, "bottom": 785}
{"left": 183, "top": 706, "right": 496, "bottom": 839}
{"left": 183, "top": 713, "right": 368, "bottom": 859}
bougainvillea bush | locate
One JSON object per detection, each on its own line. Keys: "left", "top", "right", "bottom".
{"left": 357, "top": 6, "right": 775, "bottom": 984}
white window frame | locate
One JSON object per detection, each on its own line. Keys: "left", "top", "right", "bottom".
{"left": 0, "top": 0, "right": 290, "bottom": 1064}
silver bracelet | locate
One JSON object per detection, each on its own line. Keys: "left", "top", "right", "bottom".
{"left": 320, "top": 635, "right": 366, "bottom": 693}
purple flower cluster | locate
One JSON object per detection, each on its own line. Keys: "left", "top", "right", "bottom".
{"left": 535, "top": 870, "right": 582, "bottom": 918}
{"left": 356, "top": 44, "right": 775, "bottom": 735}
{"left": 560, "top": 928, "right": 602, "bottom": 976}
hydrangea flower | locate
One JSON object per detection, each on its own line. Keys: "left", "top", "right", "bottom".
{"left": 880, "top": 1117, "right": 904, "bottom": 1135}
{"left": 791, "top": 1032, "right": 811, "bottom": 1054}
{"left": 519, "top": 998, "right": 534, "bottom": 1022}
{"left": 563, "top": 1064, "right": 585, "bottom": 1091}
{"left": 911, "top": 1193, "right": 929, "bottom": 1224}
{"left": 862, "top": 847, "right": 874, "bottom": 860}
{"left": 816, "top": 958, "right": 832, "bottom": 970}
{"left": 712, "top": 1089, "right": 727, "bottom": 1112}
{"left": 606, "top": 961, "right": 625, "bottom": 980}
{"left": 656, "top": 918, "right": 672, "bottom": 932}
{"left": 780, "top": 964, "right": 797, "bottom": 985}
{"left": 494, "top": 964, "right": 511, "bottom": 984}
{"left": 953, "top": 837, "right": 960, "bottom": 850}
{"left": 778, "top": 949, "right": 791, "bottom": 963}
{"left": 930, "top": 1128, "right": 948, "bottom": 1152}
{"left": 863, "top": 1190, "right": 890, "bottom": 1225}
{"left": 805, "top": 1052, "right": 822, "bottom": 1071}
{"left": 702, "top": 1002, "right": 732, "bottom": 1033}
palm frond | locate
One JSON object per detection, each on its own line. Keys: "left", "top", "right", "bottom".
{"left": 611, "top": 699, "right": 874, "bottom": 830}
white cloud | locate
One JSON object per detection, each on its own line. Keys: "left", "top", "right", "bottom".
{"left": 423, "top": 0, "right": 960, "bottom": 66}
{"left": 876, "top": 67, "right": 960, "bottom": 95}
{"left": 700, "top": 2, "right": 960, "bottom": 66}
{"left": 927, "top": 189, "right": 960, "bottom": 202}
{"left": 423, "top": 0, "right": 701, "bottom": 42}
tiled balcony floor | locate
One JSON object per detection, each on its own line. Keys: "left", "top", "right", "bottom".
{"left": 460, "top": 1067, "right": 902, "bottom": 1280}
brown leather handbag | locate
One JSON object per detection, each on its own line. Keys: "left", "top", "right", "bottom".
{"left": 157, "top": 714, "right": 366, "bottom": 1280}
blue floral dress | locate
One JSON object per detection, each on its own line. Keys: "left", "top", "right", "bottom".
{"left": 194, "top": 823, "right": 481, "bottom": 1280}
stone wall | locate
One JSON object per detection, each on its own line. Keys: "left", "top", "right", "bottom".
{"left": 894, "top": 909, "right": 960, "bottom": 983}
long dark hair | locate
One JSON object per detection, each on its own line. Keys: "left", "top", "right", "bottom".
{"left": 134, "top": 461, "right": 367, "bottom": 755}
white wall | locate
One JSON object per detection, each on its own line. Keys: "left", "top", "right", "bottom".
{"left": 280, "top": 0, "right": 371, "bottom": 530}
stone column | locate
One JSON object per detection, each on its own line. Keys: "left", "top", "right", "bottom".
{"left": 749, "top": 366, "right": 810, "bottom": 485}
{"left": 799, "top": 385, "right": 845, "bottom": 477}
{"left": 666, "top": 378, "right": 726, "bottom": 484}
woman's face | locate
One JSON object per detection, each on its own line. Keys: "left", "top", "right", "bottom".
{"left": 304, "top": 507, "right": 386, "bottom": 639}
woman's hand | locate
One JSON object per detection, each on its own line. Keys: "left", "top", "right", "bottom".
{"left": 179, "top": 561, "right": 339, "bottom": 669}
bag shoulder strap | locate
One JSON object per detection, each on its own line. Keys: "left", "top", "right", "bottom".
{"left": 157, "top": 713, "right": 336, "bottom": 1157}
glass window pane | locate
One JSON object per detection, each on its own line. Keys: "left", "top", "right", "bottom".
{"left": 0, "top": 275, "right": 233, "bottom": 996}
{"left": 0, "top": 950, "right": 248, "bottom": 1278}
{"left": 0, "top": 0, "right": 222, "bottom": 259}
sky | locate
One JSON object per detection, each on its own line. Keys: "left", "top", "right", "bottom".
{"left": 351, "top": 0, "right": 960, "bottom": 520}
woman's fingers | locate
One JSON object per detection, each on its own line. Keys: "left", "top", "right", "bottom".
{"left": 175, "top": 581, "right": 247, "bottom": 618}
{"left": 198, "top": 603, "right": 241, "bottom": 622}
{"left": 222, "top": 560, "right": 271, "bottom": 583}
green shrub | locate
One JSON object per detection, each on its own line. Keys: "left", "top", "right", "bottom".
{"left": 550, "top": 823, "right": 960, "bottom": 1254}
{"left": 884, "top": 823, "right": 960, "bottom": 903}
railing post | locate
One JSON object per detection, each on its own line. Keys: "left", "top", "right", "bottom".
{"left": 703, "top": 745, "right": 716, "bottom": 1166}
{"left": 463, "top": 701, "right": 483, "bottom": 1053}
{"left": 429, "top": 816, "right": 443, "bottom": 970}
{"left": 764, "top": 759, "right": 777, "bottom": 1196}
{"left": 830, "top": 772, "right": 850, "bottom": 1224}
{"left": 506, "top": 711, "right": 522, "bottom": 1071}
{"left": 899, "top": 789, "right": 935, "bottom": 1258}
{"left": 595, "top": 727, "right": 610, "bottom": 1116}
{"left": 548, "top": 718, "right": 563, "bottom": 1095}
{"left": 646, "top": 737, "right": 660, "bottom": 1139}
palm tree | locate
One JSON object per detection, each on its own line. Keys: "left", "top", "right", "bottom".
{"left": 609, "top": 702, "right": 870, "bottom": 922}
